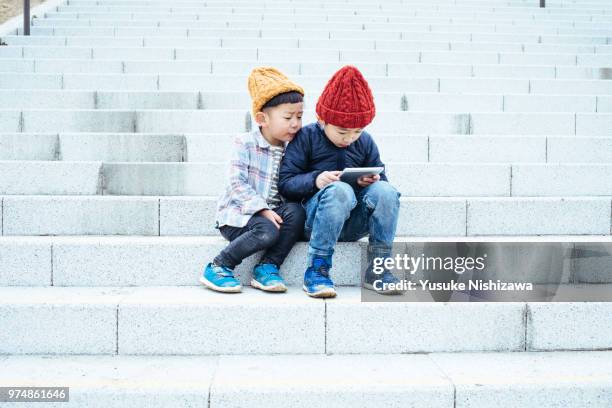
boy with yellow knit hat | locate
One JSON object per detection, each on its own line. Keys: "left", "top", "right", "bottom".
{"left": 279, "top": 65, "right": 403, "bottom": 298}
{"left": 200, "top": 67, "right": 306, "bottom": 293}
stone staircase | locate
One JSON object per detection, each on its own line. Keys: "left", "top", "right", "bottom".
{"left": 0, "top": 0, "right": 612, "bottom": 406}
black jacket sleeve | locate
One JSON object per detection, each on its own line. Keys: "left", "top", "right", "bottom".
{"left": 278, "top": 132, "right": 324, "bottom": 201}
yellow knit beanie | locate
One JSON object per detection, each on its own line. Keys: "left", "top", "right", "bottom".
{"left": 247, "top": 67, "right": 305, "bottom": 117}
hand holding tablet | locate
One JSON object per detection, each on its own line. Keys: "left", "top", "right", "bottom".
{"left": 339, "top": 167, "right": 384, "bottom": 184}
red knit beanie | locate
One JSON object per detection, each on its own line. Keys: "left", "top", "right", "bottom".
{"left": 316, "top": 65, "right": 376, "bottom": 129}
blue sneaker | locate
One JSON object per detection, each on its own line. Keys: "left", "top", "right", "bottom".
{"left": 364, "top": 266, "right": 405, "bottom": 295}
{"left": 251, "top": 263, "right": 287, "bottom": 292}
{"left": 200, "top": 262, "right": 242, "bottom": 293}
{"left": 303, "top": 257, "right": 336, "bottom": 298}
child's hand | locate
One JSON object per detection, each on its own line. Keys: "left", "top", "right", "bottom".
{"left": 316, "top": 171, "right": 342, "bottom": 189}
{"left": 259, "top": 209, "right": 283, "bottom": 229}
{"left": 357, "top": 174, "right": 380, "bottom": 187}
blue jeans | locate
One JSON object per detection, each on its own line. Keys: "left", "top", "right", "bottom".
{"left": 303, "top": 181, "right": 400, "bottom": 266}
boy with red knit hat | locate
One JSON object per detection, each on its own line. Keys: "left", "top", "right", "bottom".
{"left": 278, "top": 65, "right": 403, "bottom": 298}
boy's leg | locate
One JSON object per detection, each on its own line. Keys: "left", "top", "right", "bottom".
{"left": 259, "top": 202, "right": 306, "bottom": 267}
{"left": 214, "top": 214, "right": 281, "bottom": 269}
{"left": 338, "top": 181, "right": 400, "bottom": 246}
{"left": 304, "top": 181, "right": 357, "bottom": 266}
{"left": 353, "top": 181, "right": 403, "bottom": 292}
{"left": 360, "top": 180, "right": 401, "bottom": 255}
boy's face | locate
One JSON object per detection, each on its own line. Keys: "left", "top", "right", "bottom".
{"left": 256, "top": 102, "right": 304, "bottom": 145}
{"left": 318, "top": 120, "right": 363, "bottom": 148}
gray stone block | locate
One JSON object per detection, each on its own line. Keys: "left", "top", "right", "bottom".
{"left": 0, "top": 355, "right": 216, "bottom": 407}
{"left": 326, "top": 288, "right": 525, "bottom": 353}
{"left": 0, "top": 161, "right": 101, "bottom": 194}
{"left": 211, "top": 354, "right": 454, "bottom": 407}
{"left": 118, "top": 287, "right": 325, "bottom": 354}
{"left": 527, "top": 302, "right": 612, "bottom": 350}
{"left": 512, "top": 164, "right": 612, "bottom": 196}
{"left": 2, "top": 196, "right": 159, "bottom": 235}
{"left": 59, "top": 133, "right": 185, "bottom": 162}
{"left": 0, "top": 133, "right": 58, "bottom": 160}
{"left": 467, "top": 198, "right": 611, "bottom": 235}
{"left": 0, "top": 237, "right": 52, "bottom": 285}
{"left": 0, "top": 287, "right": 126, "bottom": 354}
{"left": 22, "top": 110, "right": 136, "bottom": 133}
{"left": 431, "top": 351, "right": 612, "bottom": 408}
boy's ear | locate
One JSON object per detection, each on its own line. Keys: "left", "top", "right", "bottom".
{"left": 316, "top": 117, "right": 325, "bottom": 127}
{"left": 254, "top": 111, "right": 267, "bottom": 126}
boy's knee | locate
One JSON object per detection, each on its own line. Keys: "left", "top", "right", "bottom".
{"left": 364, "top": 181, "right": 400, "bottom": 209}
{"left": 283, "top": 202, "right": 306, "bottom": 227}
{"left": 321, "top": 181, "right": 357, "bottom": 210}
{"left": 256, "top": 219, "right": 281, "bottom": 246}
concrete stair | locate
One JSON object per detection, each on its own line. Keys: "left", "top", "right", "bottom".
{"left": 0, "top": 352, "right": 610, "bottom": 407}
{"left": 1, "top": 0, "right": 612, "bottom": 405}
{"left": 1, "top": 286, "right": 612, "bottom": 354}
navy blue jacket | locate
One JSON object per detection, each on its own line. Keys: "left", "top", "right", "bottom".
{"left": 278, "top": 122, "right": 388, "bottom": 202}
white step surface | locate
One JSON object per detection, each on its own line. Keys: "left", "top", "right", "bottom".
{"left": 1, "top": 195, "right": 610, "bottom": 236}
{"left": 2, "top": 90, "right": 609, "bottom": 112}
{"left": 4, "top": 235, "right": 610, "bottom": 287}
{"left": 2, "top": 351, "right": 609, "bottom": 407}
{"left": 2, "top": 286, "right": 612, "bottom": 355}
{"left": 2, "top": 131, "right": 612, "bottom": 163}
{"left": 3, "top": 109, "right": 611, "bottom": 135}
{"left": 5, "top": 133, "right": 611, "bottom": 163}
{"left": 3, "top": 35, "right": 611, "bottom": 55}
{"left": 1, "top": 161, "right": 611, "bottom": 196}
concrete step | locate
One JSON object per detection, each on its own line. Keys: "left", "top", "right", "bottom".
{"left": 50, "top": 11, "right": 607, "bottom": 21}
{"left": 1, "top": 235, "right": 611, "bottom": 286}
{"left": 36, "top": 7, "right": 612, "bottom": 17}
{"left": 0, "top": 351, "right": 610, "bottom": 407}
{"left": 0, "top": 161, "right": 611, "bottom": 196}
{"left": 4, "top": 45, "right": 612, "bottom": 67}
{"left": 4, "top": 59, "right": 612, "bottom": 79}
{"left": 5, "top": 60, "right": 612, "bottom": 80}
{"left": 2, "top": 90, "right": 609, "bottom": 112}
{"left": 49, "top": 2, "right": 612, "bottom": 14}
{"left": 27, "top": 11, "right": 612, "bottom": 22}
{"left": 20, "top": 25, "right": 612, "bottom": 44}
{"left": 3, "top": 35, "right": 612, "bottom": 55}
{"left": 48, "top": 4, "right": 611, "bottom": 15}
{"left": 1, "top": 286, "right": 612, "bottom": 354}
{"left": 35, "top": 15, "right": 612, "bottom": 32}
{"left": 25, "top": 18, "right": 612, "bottom": 36}
{"left": 1, "top": 109, "right": 611, "bottom": 135}
{"left": 57, "top": 0, "right": 612, "bottom": 7}
{"left": 2, "top": 71, "right": 612, "bottom": 94}
{"left": 2, "top": 133, "right": 612, "bottom": 163}
{"left": 33, "top": 12, "right": 612, "bottom": 25}
{"left": 1, "top": 195, "right": 610, "bottom": 236}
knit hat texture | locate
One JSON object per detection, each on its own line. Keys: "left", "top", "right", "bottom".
{"left": 316, "top": 65, "right": 376, "bottom": 129}
{"left": 247, "top": 67, "right": 304, "bottom": 117}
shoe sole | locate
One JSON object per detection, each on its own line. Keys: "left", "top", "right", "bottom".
{"left": 303, "top": 285, "right": 336, "bottom": 298}
{"left": 199, "top": 276, "right": 242, "bottom": 293}
{"left": 251, "top": 279, "right": 287, "bottom": 293}
{"left": 363, "top": 282, "right": 405, "bottom": 295}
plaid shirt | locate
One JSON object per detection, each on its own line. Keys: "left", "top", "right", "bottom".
{"left": 215, "top": 127, "right": 285, "bottom": 228}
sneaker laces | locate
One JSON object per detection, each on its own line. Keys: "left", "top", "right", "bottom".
{"left": 217, "top": 266, "right": 235, "bottom": 279}
{"left": 315, "top": 263, "right": 330, "bottom": 279}
{"left": 259, "top": 264, "right": 280, "bottom": 277}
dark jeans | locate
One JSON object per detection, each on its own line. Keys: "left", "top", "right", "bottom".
{"left": 214, "top": 202, "right": 306, "bottom": 269}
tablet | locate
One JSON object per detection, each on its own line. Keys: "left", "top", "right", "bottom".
{"left": 339, "top": 167, "right": 384, "bottom": 183}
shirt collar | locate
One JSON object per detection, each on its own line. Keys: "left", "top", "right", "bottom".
{"left": 253, "top": 126, "right": 289, "bottom": 149}
{"left": 253, "top": 126, "right": 271, "bottom": 149}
